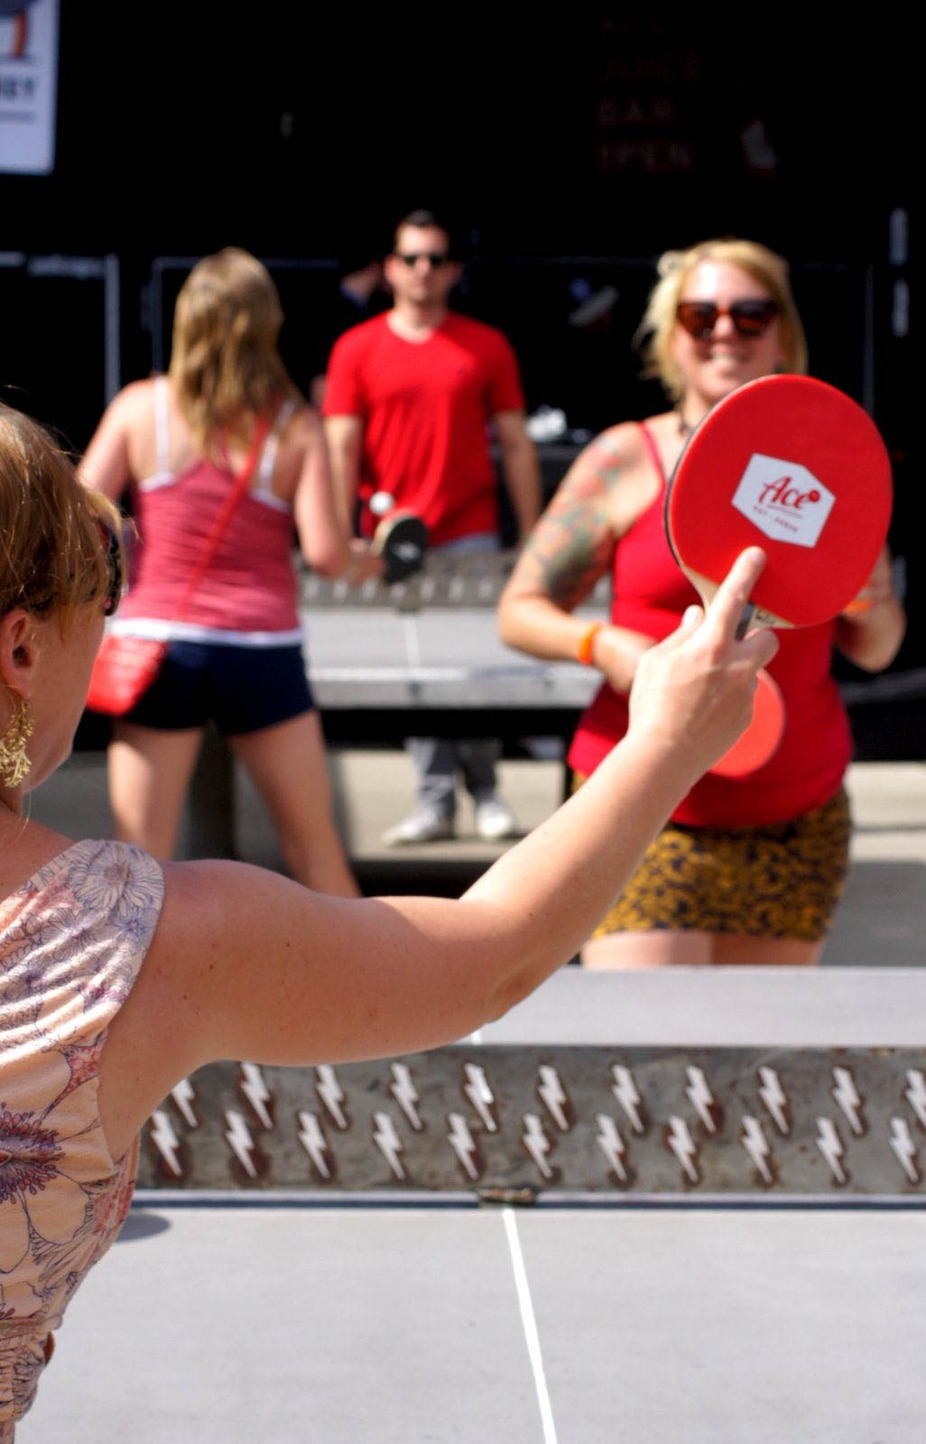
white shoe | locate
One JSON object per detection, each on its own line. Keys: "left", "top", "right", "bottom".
{"left": 474, "top": 796, "right": 518, "bottom": 842}
{"left": 381, "top": 806, "right": 455, "bottom": 847}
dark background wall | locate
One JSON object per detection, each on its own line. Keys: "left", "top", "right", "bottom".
{"left": 6, "top": 12, "right": 911, "bottom": 257}
{"left": 2, "top": 11, "right": 912, "bottom": 432}
{"left": 0, "top": 7, "right": 918, "bottom": 752}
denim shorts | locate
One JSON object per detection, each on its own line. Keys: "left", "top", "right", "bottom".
{"left": 122, "top": 639, "right": 315, "bottom": 736}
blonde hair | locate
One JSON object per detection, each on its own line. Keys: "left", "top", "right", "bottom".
{"left": 0, "top": 403, "right": 121, "bottom": 631}
{"left": 634, "top": 238, "right": 809, "bottom": 404}
{"left": 167, "top": 247, "right": 301, "bottom": 455}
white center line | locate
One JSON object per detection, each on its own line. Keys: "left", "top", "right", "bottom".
{"left": 402, "top": 613, "right": 421, "bottom": 670}
{"left": 502, "top": 1206, "right": 558, "bottom": 1444}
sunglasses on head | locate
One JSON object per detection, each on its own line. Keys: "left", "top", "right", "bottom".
{"left": 97, "top": 517, "right": 125, "bottom": 616}
{"left": 675, "top": 298, "right": 780, "bottom": 340}
{"left": 395, "top": 252, "right": 450, "bottom": 269}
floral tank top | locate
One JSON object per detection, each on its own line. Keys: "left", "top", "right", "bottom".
{"left": 0, "top": 839, "right": 164, "bottom": 1439}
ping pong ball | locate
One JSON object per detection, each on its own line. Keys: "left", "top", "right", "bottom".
{"left": 370, "top": 492, "right": 394, "bottom": 516}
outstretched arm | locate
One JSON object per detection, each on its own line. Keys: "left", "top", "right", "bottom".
{"left": 99, "top": 549, "right": 777, "bottom": 1157}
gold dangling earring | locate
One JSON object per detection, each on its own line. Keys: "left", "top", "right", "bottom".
{"left": 0, "top": 695, "right": 34, "bottom": 788}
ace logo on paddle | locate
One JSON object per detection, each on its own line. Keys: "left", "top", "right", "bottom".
{"left": 732, "top": 453, "right": 835, "bottom": 548}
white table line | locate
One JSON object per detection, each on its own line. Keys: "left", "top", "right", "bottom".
{"left": 503, "top": 1206, "right": 559, "bottom": 1444}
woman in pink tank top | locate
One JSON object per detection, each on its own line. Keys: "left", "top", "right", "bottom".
{"left": 78, "top": 248, "right": 381, "bottom": 898}
{"left": 498, "top": 238, "right": 905, "bottom": 969}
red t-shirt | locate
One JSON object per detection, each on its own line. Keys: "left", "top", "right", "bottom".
{"left": 323, "top": 311, "right": 526, "bottom": 547}
{"left": 568, "top": 428, "right": 853, "bottom": 828}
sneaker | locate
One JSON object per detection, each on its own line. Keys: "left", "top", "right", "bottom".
{"left": 474, "top": 796, "right": 518, "bottom": 842}
{"left": 381, "top": 806, "right": 455, "bottom": 847}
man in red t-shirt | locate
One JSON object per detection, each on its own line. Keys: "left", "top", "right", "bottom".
{"left": 323, "top": 208, "right": 541, "bottom": 846}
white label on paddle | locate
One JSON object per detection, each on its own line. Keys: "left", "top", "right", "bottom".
{"left": 732, "top": 453, "right": 835, "bottom": 548}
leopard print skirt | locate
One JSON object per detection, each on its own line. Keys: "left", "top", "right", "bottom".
{"left": 576, "top": 782, "right": 852, "bottom": 942}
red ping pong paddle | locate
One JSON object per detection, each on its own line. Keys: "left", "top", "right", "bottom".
{"left": 372, "top": 509, "right": 429, "bottom": 585}
{"left": 709, "top": 667, "right": 785, "bottom": 778}
{"left": 665, "top": 374, "right": 893, "bottom": 634}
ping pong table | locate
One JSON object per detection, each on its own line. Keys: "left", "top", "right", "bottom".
{"left": 299, "top": 548, "right": 606, "bottom": 746}
{"left": 22, "top": 967, "right": 926, "bottom": 1443}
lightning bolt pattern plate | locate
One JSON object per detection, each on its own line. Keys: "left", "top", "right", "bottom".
{"left": 135, "top": 1047, "right": 926, "bottom": 1197}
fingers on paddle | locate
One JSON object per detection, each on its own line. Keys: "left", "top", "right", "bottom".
{"left": 707, "top": 548, "right": 764, "bottom": 625}
{"left": 704, "top": 548, "right": 778, "bottom": 662}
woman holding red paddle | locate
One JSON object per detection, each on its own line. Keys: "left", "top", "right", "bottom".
{"left": 498, "top": 237, "right": 906, "bottom": 969}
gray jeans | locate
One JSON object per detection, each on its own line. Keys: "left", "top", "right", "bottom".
{"left": 407, "top": 735, "right": 501, "bottom": 816}
{"left": 406, "top": 531, "right": 500, "bottom": 817}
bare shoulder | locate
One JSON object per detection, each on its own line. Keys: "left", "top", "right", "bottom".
{"left": 277, "top": 399, "right": 318, "bottom": 445}
{"left": 95, "top": 376, "right": 158, "bottom": 432}
{"left": 80, "top": 377, "right": 163, "bottom": 492}
{"left": 273, "top": 402, "right": 325, "bottom": 488}
{"left": 98, "top": 380, "right": 161, "bottom": 453}
{"left": 115, "top": 858, "right": 330, "bottom": 1070}
{"left": 582, "top": 418, "right": 650, "bottom": 470}
{"left": 98, "top": 857, "right": 342, "bottom": 1155}
{"left": 533, "top": 415, "right": 668, "bottom": 544}
{"left": 556, "top": 419, "right": 653, "bottom": 503}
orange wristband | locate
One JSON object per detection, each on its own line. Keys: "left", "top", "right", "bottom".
{"left": 577, "top": 621, "right": 605, "bottom": 665}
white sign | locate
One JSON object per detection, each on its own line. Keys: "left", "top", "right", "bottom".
{"left": 732, "top": 451, "right": 834, "bottom": 549}
{"left": 0, "top": 0, "right": 59, "bottom": 175}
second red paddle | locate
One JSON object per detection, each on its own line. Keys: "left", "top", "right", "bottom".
{"left": 709, "top": 667, "right": 785, "bottom": 778}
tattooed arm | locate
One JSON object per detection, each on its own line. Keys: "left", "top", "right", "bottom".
{"left": 496, "top": 423, "right": 662, "bottom": 695}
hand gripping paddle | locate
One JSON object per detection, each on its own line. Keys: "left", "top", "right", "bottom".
{"left": 665, "top": 374, "right": 893, "bottom": 634}
{"left": 371, "top": 505, "right": 429, "bottom": 585}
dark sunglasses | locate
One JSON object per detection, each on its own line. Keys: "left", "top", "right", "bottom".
{"left": 676, "top": 299, "right": 780, "bottom": 340}
{"left": 395, "top": 252, "right": 450, "bottom": 269}
{"left": 98, "top": 518, "right": 125, "bottom": 616}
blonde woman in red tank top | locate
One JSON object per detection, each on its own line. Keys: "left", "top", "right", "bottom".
{"left": 498, "top": 238, "right": 905, "bottom": 969}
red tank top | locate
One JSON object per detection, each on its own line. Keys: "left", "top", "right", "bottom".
{"left": 117, "top": 390, "right": 301, "bottom": 638}
{"left": 567, "top": 423, "right": 852, "bottom": 827}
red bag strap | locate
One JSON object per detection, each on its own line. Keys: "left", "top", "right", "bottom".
{"left": 173, "top": 414, "right": 272, "bottom": 621}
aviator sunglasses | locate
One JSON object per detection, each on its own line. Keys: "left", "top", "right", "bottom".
{"left": 676, "top": 298, "right": 780, "bottom": 340}
{"left": 395, "top": 251, "right": 450, "bottom": 269}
